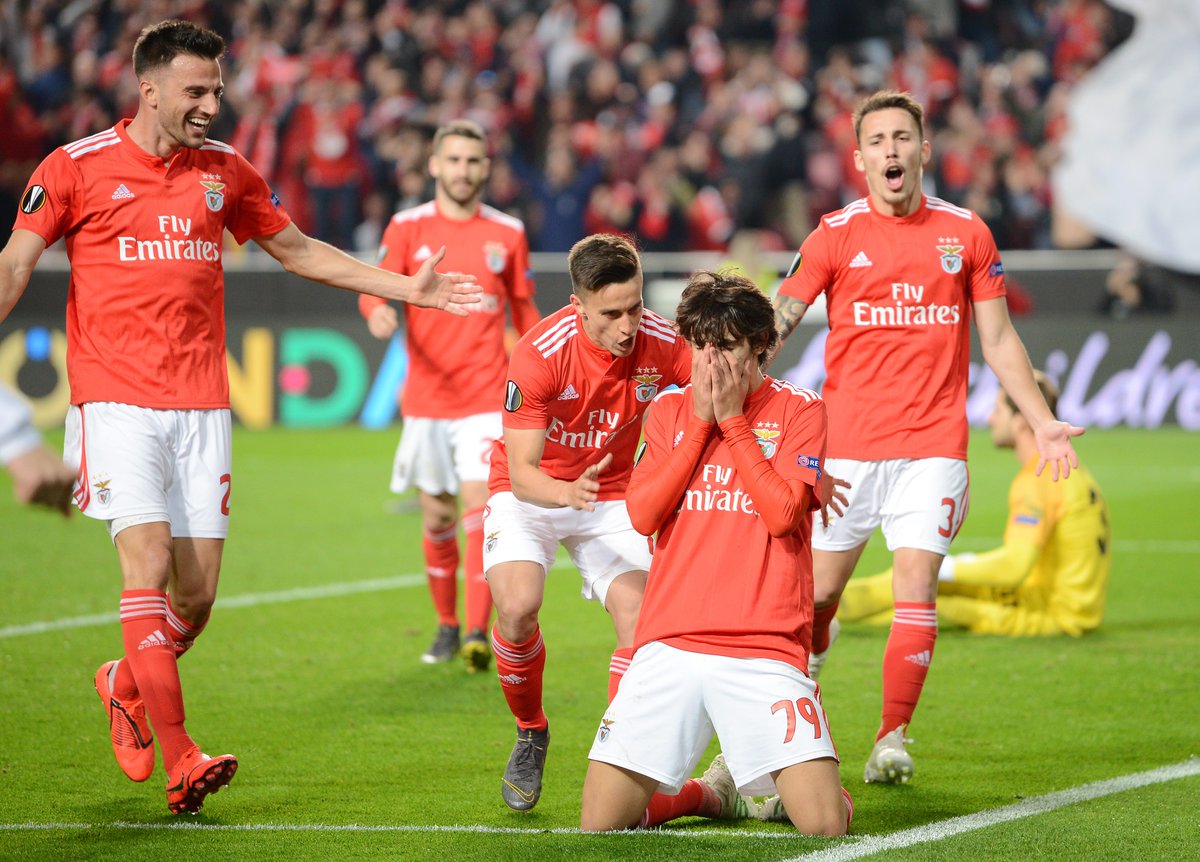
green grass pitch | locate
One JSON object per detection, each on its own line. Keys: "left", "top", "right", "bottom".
{"left": 1, "top": 426, "right": 1197, "bottom": 861}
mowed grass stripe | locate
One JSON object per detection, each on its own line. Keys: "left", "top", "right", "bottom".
{"left": 783, "top": 758, "right": 1200, "bottom": 862}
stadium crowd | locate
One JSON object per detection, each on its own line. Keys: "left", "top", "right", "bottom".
{"left": 0, "top": 0, "right": 1128, "bottom": 255}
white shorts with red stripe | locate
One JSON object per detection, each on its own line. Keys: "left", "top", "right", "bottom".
{"left": 65, "top": 403, "right": 231, "bottom": 539}
{"left": 389, "top": 412, "right": 500, "bottom": 495}
{"left": 813, "top": 457, "right": 969, "bottom": 555}
{"left": 588, "top": 641, "right": 839, "bottom": 796}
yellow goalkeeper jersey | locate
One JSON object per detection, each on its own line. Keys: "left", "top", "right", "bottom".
{"left": 951, "top": 458, "right": 1111, "bottom": 635}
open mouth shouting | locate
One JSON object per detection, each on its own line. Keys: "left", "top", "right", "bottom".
{"left": 884, "top": 163, "right": 905, "bottom": 192}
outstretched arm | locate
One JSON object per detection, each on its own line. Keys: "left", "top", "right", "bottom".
{"left": 975, "top": 297, "right": 1084, "bottom": 479}
{"left": 254, "top": 223, "right": 481, "bottom": 316}
{"left": 505, "top": 426, "right": 613, "bottom": 510}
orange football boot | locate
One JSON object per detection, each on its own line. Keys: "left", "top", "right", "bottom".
{"left": 166, "top": 749, "right": 238, "bottom": 815}
{"left": 94, "top": 660, "right": 155, "bottom": 782}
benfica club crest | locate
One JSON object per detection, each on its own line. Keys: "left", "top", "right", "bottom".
{"left": 485, "top": 531, "right": 500, "bottom": 553}
{"left": 201, "top": 179, "right": 226, "bottom": 212}
{"left": 94, "top": 479, "right": 112, "bottom": 505}
{"left": 752, "top": 425, "right": 780, "bottom": 459}
{"left": 598, "top": 718, "right": 615, "bottom": 743}
{"left": 633, "top": 367, "right": 662, "bottom": 402}
{"left": 937, "top": 240, "right": 964, "bottom": 274}
{"left": 484, "top": 241, "right": 508, "bottom": 274}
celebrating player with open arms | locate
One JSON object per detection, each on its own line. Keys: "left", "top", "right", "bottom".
{"left": 482, "top": 233, "right": 690, "bottom": 812}
{"left": 0, "top": 20, "right": 478, "bottom": 815}
{"left": 771, "top": 89, "right": 1084, "bottom": 784}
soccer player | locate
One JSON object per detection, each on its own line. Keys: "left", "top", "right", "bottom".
{"left": 483, "top": 233, "right": 691, "bottom": 811}
{"left": 358, "top": 120, "right": 540, "bottom": 670}
{"left": 0, "top": 383, "right": 74, "bottom": 515}
{"left": 771, "top": 90, "right": 1084, "bottom": 784}
{"left": 581, "top": 271, "right": 851, "bottom": 836}
{"left": 0, "top": 20, "right": 478, "bottom": 815}
{"left": 839, "top": 372, "right": 1111, "bottom": 636}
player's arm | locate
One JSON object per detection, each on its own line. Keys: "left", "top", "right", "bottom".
{"left": 627, "top": 385, "right": 714, "bottom": 536}
{"left": 504, "top": 425, "right": 612, "bottom": 511}
{"left": 938, "top": 541, "right": 1041, "bottom": 590}
{"left": 253, "top": 223, "right": 481, "bottom": 316}
{"left": 765, "top": 294, "right": 809, "bottom": 369}
{"left": 0, "top": 229, "right": 47, "bottom": 323}
{"left": 0, "top": 384, "right": 73, "bottom": 515}
{"left": 509, "top": 295, "right": 541, "bottom": 336}
{"left": 974, "top": 297, "right": 1084, "bottom": 479}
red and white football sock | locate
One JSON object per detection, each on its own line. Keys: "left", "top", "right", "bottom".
{"left": 878, "top": 600, "right": 937, "bottom": 739}
{"left": 491, "top": 625, "right": 547, "bottom": 730}
{"left": 462, "top": 507, "right": 491, "bottom": 633}
{"left": 423, "top": 523, "right": 460, "bottom": 627}
{"left": 639, "top": 780, "right": 721, "bottom": 828}
{"left": 608, "top": 647, "right": 634, "bottom": 702}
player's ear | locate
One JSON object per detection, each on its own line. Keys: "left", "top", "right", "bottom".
{"left": 853, "top": 148, "right": 865, "bottom": 174}
{"left": 140, "top": 77, "right": 158, "bottom": 109}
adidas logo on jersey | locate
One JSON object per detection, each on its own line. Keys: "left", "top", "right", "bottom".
{"left": 557, "top": 384, "right": 580, "bottom": 401}
{"left": 111, "top": 184, "right": 135, "bottom": 200}
{"left": 849, "top": 250, "right": 873, "bottom": 268}
{"left": 138, "top": 630, "right": 169, "bottom": 650}
{"left": 904, "top": 649, "right": 932, "bottom": 667}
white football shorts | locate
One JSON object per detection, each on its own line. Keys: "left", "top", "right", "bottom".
{"left": 481, "top": 491, "right": 651, "bottom": 607}
{"left": 65, "top": 402, "right": 232, "bottom": 540}
{"left": 588, "top": 641, "right": 839, "bottom": 796}
{"left": 814, "top": 457, "right": 969, "bottom": 555}
{"left": 389, "top": 413, "right": 501, "bottom": 495}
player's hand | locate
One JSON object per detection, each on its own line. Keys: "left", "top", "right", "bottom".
{"left": 710, "top": 347, "right": 751, "bottom": 423}
{"left": 1033, "top": 420, "right": 1085, "bottom": 480}
{"left": 407, "top": 246, "right": 482, "bottom": 317}
{"left": 819, "top": 471, "right": 851, "bottom": 529}
{"left": 366, "top": 303, "right": 399, "bottom": 339}
{"left": 564, "top": 453, "right": 613, "bottom": 511}
{"left": 690, "top": 347, "right": 715, "bottom": 423}
{"left": 8, "top": 446, "right": 74, "bottom": 516}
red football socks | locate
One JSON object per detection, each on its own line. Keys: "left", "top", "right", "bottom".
{"left": 608, "top": 647, "right": 634, "bottom": 702}
{"left": 423, "top": 523, "right": 460, "bottom": 626}
{"left": 491, "top": 625, "right": 547, "bottom": 730}
{"left": 811, "top": 601, "right": 840, "bottom": 654}
{"left": 118, "top": 590, "right": 195, "bottom": 771}
{"left": 462, "top": 507, "right": 491, "bottom": 633}
{"left": 878, "top": 600, "right": 937, "bottom": 740}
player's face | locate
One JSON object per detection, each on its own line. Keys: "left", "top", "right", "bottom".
{"left": 430, "top": 136, "right": 489, "bottom": 209}
{"left": 571, "top": 275, "right": 645, "bottom": 357}
{"left": 989, "top": 390, "right": 1017, "bottom": 449}
{"left": 854, "top": 107, "right": 930, "bottom": 216}
{"left": 146, "top": 54, "right": 224, "bottom": 151}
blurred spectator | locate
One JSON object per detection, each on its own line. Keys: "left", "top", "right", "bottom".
{"left": 1099, "top": 254, "right": 1176, "bottom": 320}
{"left": 0, "top": 0, "right": 1131, "bottom": 256}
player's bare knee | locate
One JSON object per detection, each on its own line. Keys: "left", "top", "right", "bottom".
{"left": 791, "top": 808, "right": 849, "bottom": 837}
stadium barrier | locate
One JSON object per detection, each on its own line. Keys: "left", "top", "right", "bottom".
{"left": 4, "top": 250, "right": 1197, "bottom": 430}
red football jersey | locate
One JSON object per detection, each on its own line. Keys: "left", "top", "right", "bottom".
{"left": 358, "top": 201, "right": 534, "bottom": 418}
{"left": 13, "top": 121, "right": 291, "bottom": 408}
{"left": 489, "top": 305, "right": 691, "bottom": 499}
{"left": 632, "top": 380, "right": 827, "bottom": 671}
{"left": 778, "top": 195, "right": 1006, "bottom": 460}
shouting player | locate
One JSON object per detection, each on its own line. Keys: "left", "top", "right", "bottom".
{"left": 771, "top": 90, "right": 1083, "bottom": 784}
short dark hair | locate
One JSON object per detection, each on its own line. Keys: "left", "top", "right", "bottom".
{"left": 675, "top": 270, "right": 778, "bottom": 365}
{"left": 433, "top": 119, "right": 486, "bottom": 152}
{"left": 567, "top": 234, "right": 641, "bottom": 295}
{"left": 133, "top": 20, "right": 225, "bottom": 77}
{"left": 1004, "top": 370, "right": 1059, "bottom": 418}
{"left": 853, "top": 89, "right": 924, "bottom": 143}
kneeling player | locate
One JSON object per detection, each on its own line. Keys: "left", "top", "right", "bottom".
{"left": 580, "top": 272, "right": 851, "bottom": 835}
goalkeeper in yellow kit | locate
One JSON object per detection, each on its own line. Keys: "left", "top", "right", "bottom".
{"left": 839, "top": 372, "right": 1110, "bottom": 636}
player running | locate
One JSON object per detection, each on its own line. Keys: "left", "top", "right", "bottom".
{"left": 358, "top": 119, "right": 540, "bottom": 671}
{"left": 771, "top": 89, "right": 1083, "bottom": 784}
{"left": 483, "top": 233, "right": 691, "bottom": 811}
{"left": 0, "top": 20, "right": 477, "bottom": 815}
{"left": 581, "top": 270, "right": 851, "bottom": 835}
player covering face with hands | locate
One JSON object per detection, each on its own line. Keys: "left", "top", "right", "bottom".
{"left": 582, "top": 271, "right": 851, "bottom": 835}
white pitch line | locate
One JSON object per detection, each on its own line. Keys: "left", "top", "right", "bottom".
{"left": 0, "top": 758, "right": 1196, "bottom": 843}
{"left": 0, "top": 559, "right": 575, "bottom": 640}
{"left": 782, "top": 757, "right": 1200, "bottom": 862}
